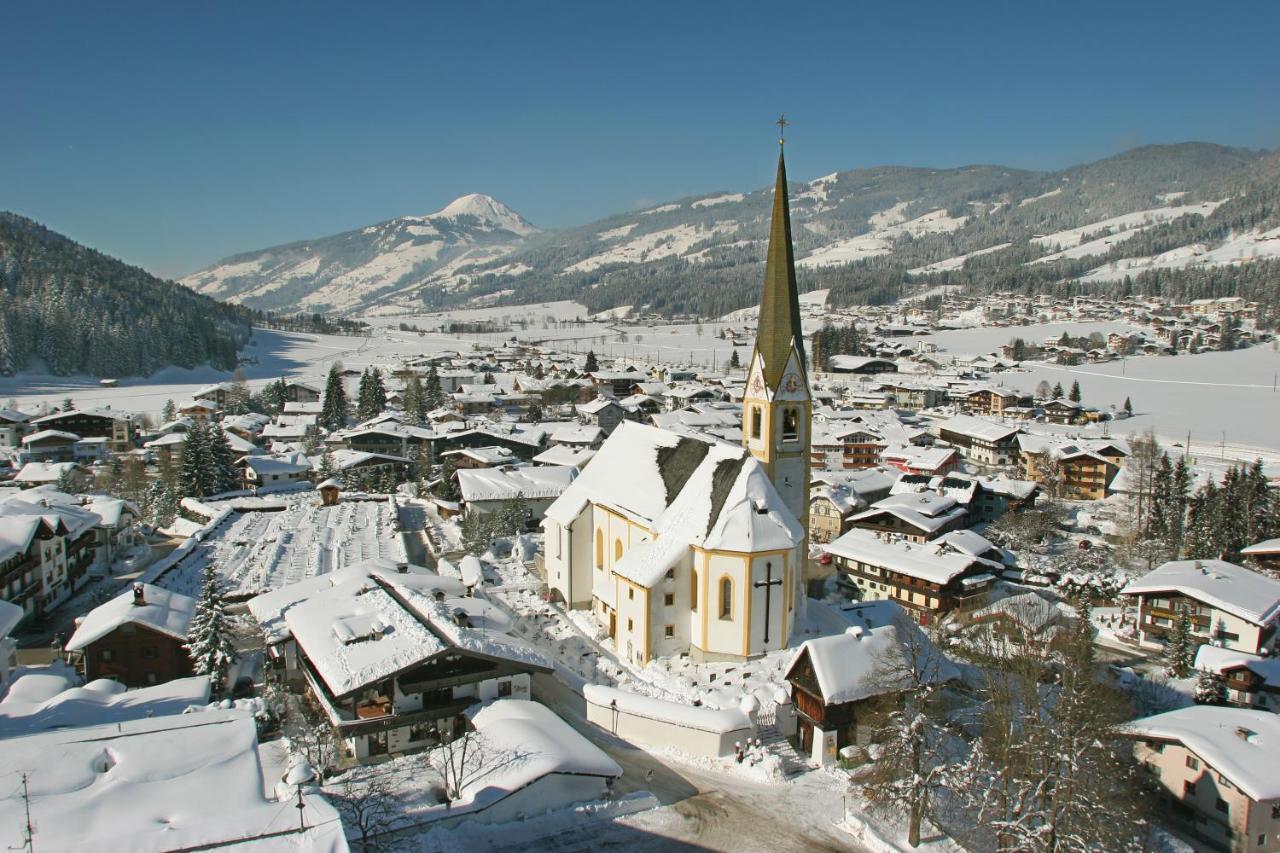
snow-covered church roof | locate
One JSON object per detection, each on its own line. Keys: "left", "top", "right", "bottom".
{"left": 543, "top": 422, "right": 803, "bottom": 588}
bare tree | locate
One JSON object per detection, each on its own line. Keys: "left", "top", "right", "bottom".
{"left": 331, "top": 773, "right": 402, "bottom": 851}
{"left": 427, "top": 726, "right": 535, "bottom": 804}
{"left": 289, "top": 717, "right": 342, "bottom": 779}
{"left": 861, "top": 614, "right": 959, "bottom": 848}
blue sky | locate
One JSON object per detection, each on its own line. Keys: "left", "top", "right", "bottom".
{"left": 3, "top": 1, "right": 1277, "bottom": 279}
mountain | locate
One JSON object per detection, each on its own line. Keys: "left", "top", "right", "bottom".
{"left": 182, "top": 193, "right": 537, "bottom": 315}
{"left": 187, "top": 143, "right": 1280, "bottom": 319}
{"left": 0, "top": 213, "right": 253, "bottom": 378}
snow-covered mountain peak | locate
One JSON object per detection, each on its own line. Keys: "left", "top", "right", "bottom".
{"left": 430, "top": 193, "right": 536, "bottom": 235}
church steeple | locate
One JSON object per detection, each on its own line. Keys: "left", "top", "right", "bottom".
{"left": 754, "top": 141, "right": 806, "bottom": 390}
{"left": 742, "top": 121, "right": 811, "bottom": 559}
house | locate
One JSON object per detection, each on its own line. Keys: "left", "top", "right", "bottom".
{"left": 1042, "top": 398, "right": 1086, "bottom": 425}
{"left": 19, "top": 429, "right": 79, "bottom": 462}
{"left": 577, "top": 396, "right": 625, "bottom": 435}
{"left": 0, "top": 493, "right": 99, "bottom": 617}
{"left": 0, "top": 409, "right": 31, "bottom": 449}
{"left": 1122, "top": 560, "right": 1280, "bottom": 655}
{"left": 242, "top": 452, "right": 312, "bottom": 490}
{"left": 846, "top": 492, "right": 968, "bottom": 542}
{"left": 1126, "top": 707, "right": 1280, "bottom": 853}
{"left": 192, "top": 382, "right": 235, "bottom": 408}
{"left": 283, "top": 380, "right": 323, "bottom": 403}
{"left": 456, "top": 465, "right": 579, "bottom": 526}
{"left": 31, "top": 408, "right": 133, "bottom": 452}
{"left": 247, "top": 563, "right": 552, "bottom": 762}
{"left": 880, "top": 445, "right": 960, "bottom": 477}
{"left": 959, "top": 387, "right": 1020, "bottom": 417}
{"left": 808, "top": 468, "right": 897, "bottom": 545}
{"left": 1241, "top": 538, "right": 1280, "bottom": 571}
{"left": 0, "top": 710, "right": 346, "bottom": 852}
{"left": 1019, "top": 435, "right": 1121, "bottom": 500}
{"left": 824, "top": 528, "right": 1001, "bottom": 624}
{"left": 13, "top": 462, "right": 91, "bottom": 491}
{"left": 549, "top": 423, "right": 605, "bottom": 450}
{"left": 0, "top": 600, "right": 21, "bottom": 690}
{"left": 966, "top": 591, "right": 1075, "bottom": 653}
{"left": 532, "top": 445, "right": 597, "bottom": 470}
{"left": 1194, "top": 645, "right": 1280, "bottom": 712}
{"left": 787, "top": 601, "right": 958, "bottom": 765}
{"left": 64, "top": 584, "right": 195, "bottom": 687}
{"left": 934, "top": 415, "right": 1021, "bottom": 467}
{"left": 176, "top": 399, "right": 219, "bottom": 422}
{"left": 827, "top": 355, "right": 898, "bottom": 375}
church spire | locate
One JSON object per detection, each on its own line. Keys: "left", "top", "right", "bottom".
{"left": 753, "top": 123, "right": 805, "bottom": 390}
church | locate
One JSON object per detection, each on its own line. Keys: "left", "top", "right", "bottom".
{"left": 541, "top": 139, "right": 812, "bottom": 664}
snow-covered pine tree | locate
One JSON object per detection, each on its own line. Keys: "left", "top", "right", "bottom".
{"left": 424, "top": 365, "right": 444, "bottom": 410}
{"left": 185, "top": 563, "right": 237, "bottom": 694}
{"left": 584, "top": 350, "right": 599, "bottom": 373}
{"left": 207, "top": 424, "right": 240, "bottom": 493}
{"left": 178, "top": 419, "right": 209, "bottom": 497}
{"left": 402, "top": 374, "right": 425, "bottom": 424}
{"left": 728, "top": 348, "right": 740, "bottom": 369}
{"left": 1164, "top": 607, "right": 1195, "bottom": 678}
{"left": 321, "top": 363, "right": 348, "bottom": 430}
{"left": 161, "top": 399, "right": 176, "bottom": 423}
{"left": 1194, "top": 669, "right": 1225, "bottom": 705}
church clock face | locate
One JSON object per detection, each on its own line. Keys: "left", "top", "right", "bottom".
{"left": 783, "top": 372, "right": 800, "bottom": 394}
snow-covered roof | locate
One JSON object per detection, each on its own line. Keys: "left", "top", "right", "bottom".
{"left": 443, "top": 445, "right": 516, "bottom": 465}
{"left": 21, "top": 429, "right": 79, "bottom": 445}
{"left": 0, "top": 599, "right": 24, "bottom": 638}
{"left": 549, "top": 424, "right": 603, "bottom": 445}
{"left": 66, "top": 584, "right": 196, "bottom": 651}
{"left": 0, "top": 673, "right": 211, "bottom": 738}
{"left": 935, "top": 414, "right": 1020, "bottom": 443}
{"left": 823, "top": 528, "right": 998, "bottom": 585}
{"left": 1123, "top": 706, "right": 1280, "bottom": 801}
{"left": 244, "top": 452, "right": 312, "bottom": 477}
{"left": 1241, "top": 537, "right": 1280, "bottom": 557}
{"left": 544, "top": 422, "right": 803, "bottom": 588}
{"left": 14, "top": 461, "right": 83, "bottom": 484}
{"left": 532, "top": 444, "right": 596, "bottom": 468}
{"left": 1192, "top": 645, "right": 1280, "bottom": 685}
{"left": 1122, "top": 560, "right": 1280, "bottom": 626}
{"left": 789, "top": 600, "right": 959, "bottom": 705}
{"left": 577, "top": 396, "right": 622, "bottom": 415}
{"left": 583, "top": 684, "right": 752, "bottom": 734}
{"left": 0, "top": 710, "right": 346, "bottom": 852}
{"left": 849, "top": 493, "right": 967, "bottom": 535}
{"left": 457, "top": 465, "right": 578, "bottom": 503}
{"left": 970, "top": 591, "right": 1064, "bottom": 634}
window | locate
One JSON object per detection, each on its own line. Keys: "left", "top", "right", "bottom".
{"left": 628, "top": 588, "right": 634, "bottom": 601}
{"left": 1185, "top": 755, "right": 1199, "bottom": 770}
{"left": 595, "top": 529, "right": 604, "bottom": 569}
{"left": 750, "top": 407, "right": 762, "bottom": 439}
{"left": 615, "top": 539, "right": 624, "bottom": 561}
{"left": 691, "top": 570, "right": 698, "bottom": 611}
{"left": 1183, "top": 780, "right": 1197, "bottom": 798}
{"left": 99, "top": 649, "right": 114, "bottom": 662}
{"left": 664, "top": 625, "right": 674, "bottom": 639}
{"left": 664, "top": 593, "right": 674, "bottom": 606}
{"left": 554, "top": 528, "right": 561, "bottom": 559}
{"left": 627, "top": 618, "right": 633, "bottom": 632}
{"left": 145, "top": 673, "right": 158, "bottom": 684}
{"left": 719, "top": 577, "right": 733, "bottom": 620}
{"left": 782, "top": 408, "right": 799, "bottom": 442}
{"left": 1215, "top": 798, "right": 1228, "bottom": 815}
{"left": 498, "top": 680, "right": 513, "bottom": 698}
{"left": 665, "top": 568, "right": 675, "bottom": 580}
{"left": 141, "top": 646, "right": 158, "bottom": 660}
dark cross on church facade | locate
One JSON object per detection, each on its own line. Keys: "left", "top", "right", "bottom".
{"left": 754, "top": 560, "right": 784, "bottom": 645}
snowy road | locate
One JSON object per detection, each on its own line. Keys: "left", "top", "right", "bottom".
{"left": 531, "top": 673, "right": 863, "bottom": 853}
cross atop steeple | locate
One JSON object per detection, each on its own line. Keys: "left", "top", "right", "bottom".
{"left": 776, "top": 114, "right": 788, "bottom": 146}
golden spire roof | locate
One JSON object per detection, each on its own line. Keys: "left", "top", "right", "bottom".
{"left": 753, "top": 137, "right": 805, "bottom": 390}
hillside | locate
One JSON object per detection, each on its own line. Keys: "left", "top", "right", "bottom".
{"left": 182, "top": 193, "right": 537, "bottom": 314}
{"left": 186, "top": 143, "right": 1280, "bottom": 320}
{"left": 0, "top": 213, "right": 253, "bottom": 378}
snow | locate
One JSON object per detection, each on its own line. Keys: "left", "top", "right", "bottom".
{"left": 692, "top": 193, "right": 745, "bottom": 208}
{"left": 1121, "top": 559, "right": 1280, "bottom": 626}
{"left": 823, "top": 528, "right": 993, "bottom": 585}
{"left": 907, "top": 243, "right": 1012, "bottom": 276}
{"left": 799, "top": 207, "right": 968, "bottom": 269}
{"left": 1030, "top": 200, "right": 1224, "bottom": 253}
{"left": 456, "top": 464, "right": 578, "bottom": 502}
{"left": 584, "top": 683, "right": 753, "bottom": 734}
{"left": 1124, "top": 706, "right": 1280, "bottom": 801}
{"left": 639, "top": 203, "right": 680, "bottom": 215}
{"left": 1076, "top": 225, "right": 1280, "bottom": 283}
{"left": 563, "top": 222, "right": 741, "bottom": 273}
{"left": 1017, "top": 186, "right": 1064, "bottom": 207}
{"left": 0, "top": 673, "right": 212, "bottom": 738}
{"left": 0, "top": 710, "right": 346, "bottom": 852}
{"left": 598, "top": 223, "right": 637, "bottom": 240}
{"left": 471, "top": 699, "right": 623, "bottom": 786}
{"left": 797, "top": 233, "right": 893, "bottom": 269}
{"left": 434, "top": 193, "right": 537, "bottom": 236}
{"left": 64, "top": 583, "right": 195, "bottom": 651}
{"left": 868, "top": 201, "right": 911, "bottom": 229}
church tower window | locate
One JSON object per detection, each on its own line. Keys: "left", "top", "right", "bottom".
{"left": 614, "top": 539, "right": 624, "bottom": 562}
{"left": 782, "top": 408, "right": 799, "bottom": 442}
{"left": 595, "top": 529, "right": 604, "bottom": 569}
{"left": 719, "top": 576, "right": 733, "bottom": 620}
{"left": 750, "top": 406, "right": 762, "bottom": 439}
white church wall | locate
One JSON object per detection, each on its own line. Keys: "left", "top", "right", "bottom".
{"left": 702, "top": 552, "right": 749, "bottom": 658}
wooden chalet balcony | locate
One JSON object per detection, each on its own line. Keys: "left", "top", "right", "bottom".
{"left": 354, "top": 699, "right": 393, "bottom": 720}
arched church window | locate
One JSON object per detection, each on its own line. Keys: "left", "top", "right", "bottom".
{"left": 595, "top": 530, "right": 604, "bottom": 569}
{"left": 615, "top": 539, "right": 624, "bottom": 562}
{"left": 782, "top": 408, "right": 799, "bottom": 442}
{"left": 719, "top": 576, "right": 733, "bottom": 620}
{"left": 750, "top": 406, "right": 762, "bottom": 439}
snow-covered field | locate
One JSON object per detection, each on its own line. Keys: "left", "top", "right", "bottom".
{"left": 156, "top": 493, "right": 405, "bottom": 598}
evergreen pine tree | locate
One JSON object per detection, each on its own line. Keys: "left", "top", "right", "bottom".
{"left": 728, "top": 348, "right": 740, "bottom": 369}
{"left": 1164, "top": 608, "right": 1195, "bottom": 678}
{"left": 402, "top": 374, "right": 426, "bottom": 424}
{"left": 1051, "top": 382, "right": 1064, "bottom": 399}
{"left": 1123, "top": 396, "right": 1133, "bottom": 416}
{"left": 317, "top": 451, "right": 336, "bottom": 480}
{"left": 207, "top": 425, "right": 239, "bottom": 494}
{"left": 437, "top": 456, "right": 460, "bottom": 502}
{"left": 424, "top": 364, "right": 444, "bottom": 411}
{"left": 179, "top": 420, "right": 209, "bottom": 497}
{"left": 1069, "top": 380, "right": 1082, "bottom": 403}
{"left": 321, "top": 364, "right": 348, "bottom": 430}
{"left": 584, "top": 350, "right": 599, "bottom": 373}
{"left": 185, "top": 564, "right": 237, "bottom": 695}
{"left": 161, "top": 399, "right": 176, "bottom": 423}
{"left": 1194, "top": 669, "right": 1225, "bottom": 705}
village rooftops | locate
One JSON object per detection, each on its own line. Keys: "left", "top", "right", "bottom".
{"left": 823, "top": 528, "right": 1001, "bottom": 586}
{"left": 1122, "top": 706, "right": 1280, "bottom": 801}
{"left": 1122, "top": 559, "right": 1280, "bottom": 626}
{"left": 65, "top": 584, "right": 196, "bottom": 652}
{"left": 0, "top": 672, "right": 212, "bottom": 738}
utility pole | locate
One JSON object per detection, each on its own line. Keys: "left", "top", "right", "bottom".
{"left": 296, "top": 783, "right": 307, "bottom": 835}
{"left": 19, "top": 771, "right": 35, "bottom": 853}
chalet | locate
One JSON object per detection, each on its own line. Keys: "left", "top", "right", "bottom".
{"left": 967, "top": 591, "right": 1075, "bottom": 653}
{"left": 1126, "top": 707, "right": 1280, "bottom": 853}
{"left": 442, "top": 445, "right": 520, "bottom": 469}
{"left": 13, "top": 462, "right": 91, "bottom": 492}
{"left": 1241, "top": 538, "right": 1280, "bottom": 571}
{"left": 193, "top": 382, "right": 235, "bottom": 408}
{"left": 934, "top": 415, "right": 1020, "bottom": 467}
{"left": 576, "top": 396, "right": 625, "bottom": 435}
{"left": 327, "top": 449, "right": 412, "bottom": 483}
{"left": 177, "top": 399, "right": 219, "bottom": 422}
{"left": 283, "top": 380, "right": 323, "bottom": 403}
{"left": 549, "top": 423, "right": 605, "bottom": 450}
{"left": 456, "top": 464, "right": 578, "bottom": 526}
{"left": 880, "top": 446, "right": 960, "bottom": 477}
{"left": 0, "top": 409, "right": 31, "bottom": 449}
{"left": 589, "top": 370, "right": 642, "bottom": 398}
{"left": 1122, "top": 560, "right": 1280, "bottom": 655}
{"left": 19, "top": 430, "right": 79, "bottom": 462}
{"left": 241, "top": 452, "right": 312, "bottom": 490}
{"left": 846, "top": 492, "right": 968, "bottom": 542}
{"left": 824, "top": 528, "right": 1001, "bottom": 624}
{"left": 64, "top": 584, "right": 195, "bottom": 687}
{"left": 1042, "top": 398, "right": 1086, "bottom": 425}
{"left": 960, "top": 387, "right": 1020, "bottom": 417}
{"left": 881, "top": 383, "right": 946, "bottom": 410}
{"left": 247, "top": 564, "right": 552, "bottom": 761}
{"left": 0, "top": 497, "right": 99, "bottom": 617}
{"left": 1019, "top": 435, "right": 1120, "bottom": 500}
{"left": 808, "top": 468, "right": 897, "bottom": 545}
{"left": 31, "top": 408, "right": 133, "bottom": 452}
{"left": 1194, "top": 645, "right": 1280, "bottom": 713}
{"left": 785, "top": 600, "right": 959, "bottom": 765}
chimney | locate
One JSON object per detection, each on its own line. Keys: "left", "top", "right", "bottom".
{"left": 452, "top": 608, "right": 471, "bottom": 628}
{"left": 1235, "top": 726, "right": 1254, "bottom": 742}
{"left": 132, "top": 584, "right": 145, "bottom": 607}
{"left": 395, "top": 561, "right": 408, "bottom": 574}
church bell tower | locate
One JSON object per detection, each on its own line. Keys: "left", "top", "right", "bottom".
{"left": 742, "top": 119, "right": 811, "bottom": 542}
